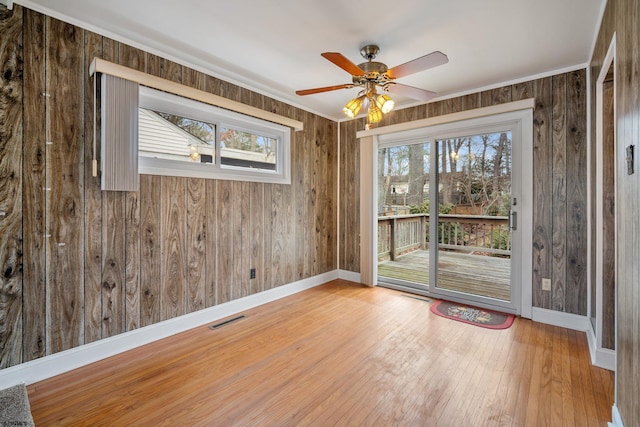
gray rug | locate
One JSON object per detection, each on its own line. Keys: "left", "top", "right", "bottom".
{"left": 0, "top": 384, "right": 35, "bottom": 427}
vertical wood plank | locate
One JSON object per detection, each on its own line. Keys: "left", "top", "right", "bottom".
{"left": 270, "top": 184, "right": 285, "bottom": 287}
{"left": 232, "top": 181, "right": 243, "bottom": 299}
{"left": 512, "top": 81, "right": 534, "bottom": 101}
{"left": 83, "top": 30, "right": 103, "bottom": 344}
{"left": 283, "top": 178, "right": 294, "bottom": 284}
{"left": 119, "top": 44, "right": 146, "bottom": 332}
{"left": 100, "top": 38, "right": 123, "bottom": 339}
{"left": 0, "top": 4, "right": 23, "bottom": 368}
{"left": 22, "top": 7, "right": 47, "bottom": 363}
{"left": 147, "top": 55, "right": 182, "bottom": 84}
{"left": 481, "top": 86, "right": 512, "bottom": 107}
{"left": 551, "top": 74, "right": 567, "bottom": 311}
{"left": 565, "top": 69, "right": 587, "bottom": 315}
{"left": 614, "top": 0, "right": 640, "bottom": 421}
{"left": 310, "top": 115, "right": 319, "bottom": 276}
{"left": 216, "top": 180, "right": 233, "bottom": 303}
{"left": 262, "top": 185, "right": 272, "bottom": 290}
{"left": 119, "top": 44, "right": 146, "bottom": 72}
{"left": 236, "top": 181, "right": 250, "bottom": 298}
{"left": 101, "top": 189, "right": 125, "bottom": 337}
{"left": 250, "top": 182, "right": 264, "bottom": 294}
{"left": 302, "top": 111, "right": 312, "bottom": 278}
{"left": 338, "top": 121, "right": 346, "bottom": 271}
{"left": 161, "top": 176, "right": 186, "bottom": 319}
{"left": 46, "top": 16, "right": 85, "bottom": 352}
{"left": 320, "top": 117, "right": 331, "bottom": 274}
{"left": 125, "top": 190, "right": 141, "bottom": 331}
{"left": 320, "top": 119, "right": 337, "bottom": 273}
{"left": 320, "top": 117, "right": 329, "bottom": 274}
{"left": 461, "top": 93, "right": 481, "bottom": 111}
{"left": 427, "top": 101, "right": 443, "bottom": 118}
{"left": 626, "top": 0, "right": 640, "bottom": 421}
{"left": 186, "top": 178, "right": 206, "bottom": 313}
{"left": 326, "top": 119, "right": 338, "bottom": 271}
{"left": 443, "top": 97, "right": 462, "bottom": 115}
{"left": 532, "top": 77, "right": 553, "bottom": 308}
{"left": 139, "top": 175, "right": 161, "bottom": 326}
{"left": 293, "top": 109, "right": 305, "bottom": 280}
{"left": 609, "top": 0, "right": 636, "bottom": 420}
{"left": 340, "top": 118, "right": 360, "bottom": 272}
{"left": 205, "top": 179, "right": 217, "bottom": 307}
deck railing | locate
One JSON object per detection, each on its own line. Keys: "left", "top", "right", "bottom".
{"left": 377, "top": 213, "right": 511, "bottom": 261}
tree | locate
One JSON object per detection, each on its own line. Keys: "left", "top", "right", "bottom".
{"left": 438, "top": 138, "right": 467, "bottom": 205}
{"left": 407, "top": 144, "right": 425, "bottom": 205}
{"left": 377, "top": 147, "right": 388, "bottom": 213}
{"left": 157, "top": 113, "right": 214, "bottom": 144}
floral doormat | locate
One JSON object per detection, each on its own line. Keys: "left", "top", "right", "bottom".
{"left": 430, "top": 300, "right": 515, "bottom": 329}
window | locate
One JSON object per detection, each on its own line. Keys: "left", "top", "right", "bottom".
{"left": 138, "top": 87, "right": 291, "bottom": 184}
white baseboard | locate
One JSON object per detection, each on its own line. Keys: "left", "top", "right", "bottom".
{"left": 610, "top": 404, "right": 623, "bottom": 427}
{"left": 586, "top": 325, "right": 617, "bottom": 370}
{"left": 0, "top": 270, "right": 338, "bottom": 390}
{"left": 338, "top": 269, "right": 361, "bottom": 283}
{"left": 531, "top": 307, "right": 591, "bottom": 331}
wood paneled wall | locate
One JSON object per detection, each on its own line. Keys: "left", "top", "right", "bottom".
{"left": 591, "top": 0, "right": 640, "bottom": 425}
{"left": 340, "top": 71, "right": 588, "bottom": 316}
{"left": 0, "top": 5, "right": 337, "bottom": 369}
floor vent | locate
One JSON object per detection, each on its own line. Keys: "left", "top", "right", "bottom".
{"left": 209, "top": 315, "right": 247, "bottom": 330}
{"left": 402, "top": 295, "right": 432, "bottom": 303}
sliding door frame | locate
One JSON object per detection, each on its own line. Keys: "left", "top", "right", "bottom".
{"left": 359, "top": 100, "right": 534, "bottom": 317}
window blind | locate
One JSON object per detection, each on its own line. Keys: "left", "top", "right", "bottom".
{"left": 100, "top": 73, "right": 139, "bottom": 191}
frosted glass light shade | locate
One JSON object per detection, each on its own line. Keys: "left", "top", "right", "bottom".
{"left": 367, "top": 103, "right": 383, "bottom": 123}
{"left": 343, "top": 96, "right": 365, "bottom": 118}
{"left": 375, "top": 93, "right": 395, "bottom": 114}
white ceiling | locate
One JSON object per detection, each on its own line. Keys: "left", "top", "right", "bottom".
{"left": 18, "top": 0, "right": 604, "bottom": 121}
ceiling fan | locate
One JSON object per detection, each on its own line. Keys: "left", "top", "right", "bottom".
{"left": 296, "top": 44, "right": 448, "bottom": 124}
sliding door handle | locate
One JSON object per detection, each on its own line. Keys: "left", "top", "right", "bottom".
{"left": 509, "top": 211, "right": 517, "bottom": 231}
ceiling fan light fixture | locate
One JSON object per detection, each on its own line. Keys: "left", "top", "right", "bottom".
{"left": 375, "top": 93, "right": 395, "bottom": 114}
{"left": 296, "top": 45, "right": 447, "bottom": 122}
{"left": 367, "top": 103, "right": 383, "bottom": 124}
{"left": 343, "top": 95, "right": 365, "bottom": 119}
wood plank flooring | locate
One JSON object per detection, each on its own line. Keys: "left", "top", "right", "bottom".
{"left": 26, "top": 280, "right": 614, "bottom": 426}
{"left": 379, "top": 250, "right": 511, "bottom": 300}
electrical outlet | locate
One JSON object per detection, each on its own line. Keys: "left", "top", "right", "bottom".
{"left": 542, "top": 278, "right": 551, "bottom": 291}
{"left": 250, "top": 268, "right": 256, "bottom": 280}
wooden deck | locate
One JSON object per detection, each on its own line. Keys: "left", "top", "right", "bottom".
{"left": 378, "top": 250, "right": 511, "bottom": 300}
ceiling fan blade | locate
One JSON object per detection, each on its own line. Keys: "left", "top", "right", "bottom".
{"left": 321, "top": 52, "right": 366, "bottom": 76}
{"left": 385, "top": 83, "right": 437, "bottom": 102}
{"left": 386, "top": 51, "right": 449, "bottom": 79}
{"left": 296, "top": 83, "right": 354, "bottom": 96}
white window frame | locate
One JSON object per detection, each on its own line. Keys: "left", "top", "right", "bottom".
{"left": 138, "top": 86, "right": 291, "bottom": 184}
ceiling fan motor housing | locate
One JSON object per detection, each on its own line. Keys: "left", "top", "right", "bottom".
{"left": 360, "top": 44, "right": 380, "bottom": 60}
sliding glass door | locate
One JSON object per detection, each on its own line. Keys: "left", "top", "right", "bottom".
{"left": 377, "top": 142, "right": 431, "bottom": 288}
{"left": 376, "top": 120, "right": 522, "bottom": 313}
{"left": 432, "top": 132, "right": 513, "bottom": 309}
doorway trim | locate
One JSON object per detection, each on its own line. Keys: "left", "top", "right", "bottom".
{"left": 590, "top": 33, "right": 617, "bottom": 371}
{"left": 359, "top": 99, "right": 534, "bottom": 317}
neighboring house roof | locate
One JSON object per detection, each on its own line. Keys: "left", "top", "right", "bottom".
{"left": 138, "top": 108, "right": 213, "bottom": 161}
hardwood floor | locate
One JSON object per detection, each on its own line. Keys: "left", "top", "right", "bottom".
{"left": 27, "top": 280, "right": 614, "bottom": 426}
